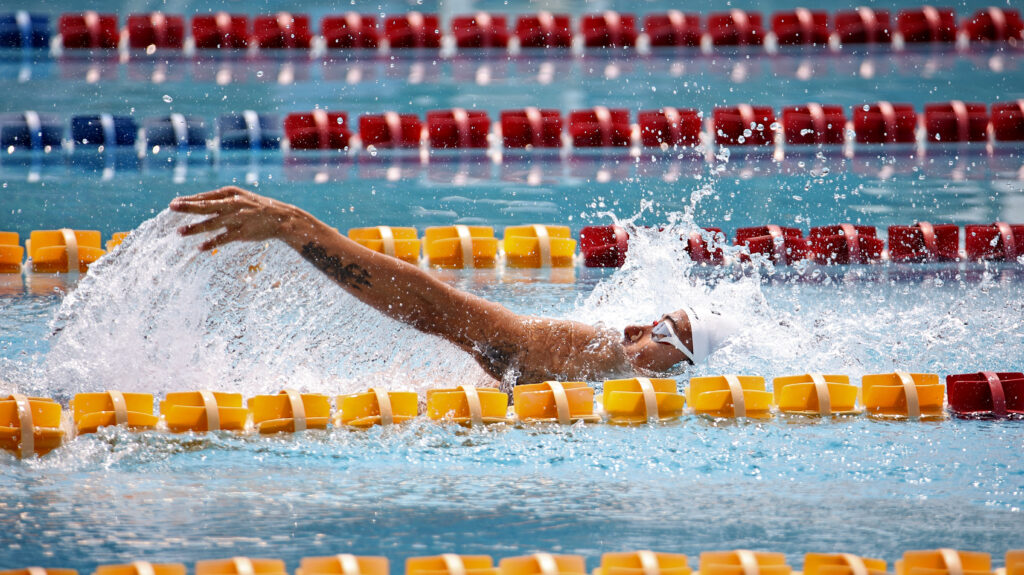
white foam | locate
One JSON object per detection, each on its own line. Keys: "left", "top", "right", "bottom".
{"left": 41, "top": 210, "right": 494, "bottom": 398}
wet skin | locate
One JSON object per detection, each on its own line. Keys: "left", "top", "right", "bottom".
{"left": 620, "top": 309, "right": 694, "bottom": 373}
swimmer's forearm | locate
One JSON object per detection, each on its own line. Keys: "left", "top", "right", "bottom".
{"left": 277, "top": 206, "right": 514, "bottom": 345}
{"left": 276, "top": 207, "right": 377, "bottom": 291}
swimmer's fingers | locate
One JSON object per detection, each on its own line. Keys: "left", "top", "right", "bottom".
{"left": 178, "top": 215, "right": 228, "bottom": 237}
{"left": 172, "top": 186, "right": 246, "bottom": 204}
{"left": 198, "top": 227, "right": 243, "bottom": 251}
{"left": 169, "top": 197, "right": 242, "bottom": 215}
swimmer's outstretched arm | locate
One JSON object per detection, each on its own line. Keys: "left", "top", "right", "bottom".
{"left": 170, "top": 187, "right": 591, "bottom": 356}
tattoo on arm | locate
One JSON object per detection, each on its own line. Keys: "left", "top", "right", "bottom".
{"left": 301, "top": 242, "right": 372, "bottom": 290}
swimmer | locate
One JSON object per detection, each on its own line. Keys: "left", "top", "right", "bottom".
{"left": 170, "top": 187, "right": 738, "bottom": 388}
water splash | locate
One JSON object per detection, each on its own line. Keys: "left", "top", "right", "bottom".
{"left": 39, "top": 210, "right": 495, "bottom": 399}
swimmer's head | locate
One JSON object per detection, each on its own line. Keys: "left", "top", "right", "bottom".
{"left": 621, "top": 308, "right": 693, "bottom": 374}
{"left": 621, "top": 306, "right": 740, "bottom": 373}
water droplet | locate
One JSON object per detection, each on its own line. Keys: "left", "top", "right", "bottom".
{"left": 162, "top": 95, "right": 173, "bottom": 103}
{"left": 256, "top": 70, "right": 264, "bottom": 78}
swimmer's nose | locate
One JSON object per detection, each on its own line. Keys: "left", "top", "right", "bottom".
{"left": 623, "top": 324, "right": 646, "bottom": 343}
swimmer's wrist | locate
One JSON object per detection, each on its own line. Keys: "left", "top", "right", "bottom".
{"left": 278, "top": 205, "right": 326, "bottom": 249}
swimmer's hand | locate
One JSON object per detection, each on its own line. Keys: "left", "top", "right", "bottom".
{"left": 170, "top": 187, "right": 310, "bottom": 251}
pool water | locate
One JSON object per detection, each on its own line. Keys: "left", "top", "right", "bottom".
{"left": 1, "top": 0, "right": 1023, "bottom": 571}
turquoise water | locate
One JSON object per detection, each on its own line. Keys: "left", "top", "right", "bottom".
{"left": 2, "top": 0, "right": 1024, "bottom": 571}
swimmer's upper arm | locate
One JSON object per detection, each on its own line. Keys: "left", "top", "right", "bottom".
{"left": 411, "top": 283, "right": 528, "bottom": 351}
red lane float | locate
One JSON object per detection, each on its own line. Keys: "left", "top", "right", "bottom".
{"left": 782, "top": 104, "right": 846, "bottom": 145}
{"left": 452, "top": 13, "right": 509, "bottom": 48}
{"left": 253, "top": 13, "right": 312, "bottom": 49}
{"left": 708, "top": 10, "right": 765, "bottom": 46}
{"left": 834, "top": 8, "right": 893, "bottom": 43}
{"left": 713, "top": 105, "right": 776, "bottom": 146}
{"left": 426, "top": 109, "right": 490, "bottom": 149}
{"left": 192, "top": 13, "right": 249, "bottom": 49}
{"left": 644, "top": 11, "right": 703, "bottom": 47}
{"left": 385, "top": 12, "right": 441, "bottom": 49}
{"left": 772, "top": 9, "right": 830, "bottom": 46}
{"left": 284, "top": 111, "right": 351, "bottom": 150}
{"left": 924, "top": 101, "right": 989, "bottom": 143}
{"left": 809, "top": 225, "right": 884, "bottom": 265}
{"left": 515, "top": 12, "right": 573, "bottom": 48}
{"left": 569, "top": 108, "right": 631, "bottom": 148}
{"left": 322, "top": 14, "right": 379, "bottom": 49}
{"left": 735, "top": 226, "right": 811, "bottom": 265}
{"left": 579, "top": 225, "right": 628, "bottom": 268}
{"left": 853, "top": 102, "right": 918, "bottom": 144}
{"left": 887, "top": 222, "right": 960, "bottom": 262}
{"left": 501, "top": 109, "right": 562, "bottom": 148}
{"left": 686, "top": 228, "right": 724, "bottom": 264}
{"left": 359, "top": 113, "right": 422, "bottom": 148}
{"left": 965, "top": 222, "right": 1022, "bottom": 261}
{"left": 947, "top": 372, "right": 1024, "bottom": 419}
{"left": 991, "top": 100, "right": 1024, "bottom": 141}
{"left": 898, "top": 6, "right": 958, "bottom": 43}
{"left": 59, "top": 12, "right": 119, "bottom": 49}
{"left": 581, "top": 11, "right": 638, "bottom": 48}
{"left": 638, "top": 108, "right": 701, "bottom": 147}
{"left": 127, "top": 13, "right": 184, "bottom": 50}
{"left": 964, "top": 8, "right": 1024, "bottom": 42}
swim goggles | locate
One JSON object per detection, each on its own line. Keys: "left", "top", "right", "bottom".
{"left": 650, "top": 317, "right": 696, "bottom": 364}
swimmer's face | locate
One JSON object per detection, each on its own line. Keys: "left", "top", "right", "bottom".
{"left": 621, "top": 308, "right": 693, "bottom": 373}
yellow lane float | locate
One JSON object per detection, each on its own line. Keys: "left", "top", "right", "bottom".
{"left": 27, "top": 229, "right": 105, "bottom": 273}
{"left": 503, "top": 225, "right": 577, "bottom": 268}
{"left": 594, "top": 551, "right": 691, "bottom": 575}
{"left": 95, "top": 562, "right": 186, "bottom": 575}
{"left": 406, "top": 555, "right": 499, "bottom": 575}
{"left": 773, "top": 374, "right": 860, "bottom": 416}
{"left": 500, "top": 553, "right": 587, "bottom": 575}
{"left": 160, "top": 391, "right": 249, "bottom": 433}
{"left": 297, "top": 555, "right": 389, "bottom": 575}
{"left": 0, "top": 564, "right": 77, "bottom": 568}
{"left": 862, "top": 372, "right": 945, "bottom": 420}
{"left": 0, "top": 231, "right": 24, "bottom": 273}
{"left": 70, "top": 391, "right": 158, "bottom": 435}
{"left": 803, "top": 554, "right": 887, "bottom": 575}
{"left": 513, "top": 381, "right": 600, "bottom": 424}
{"left": 349, "top": 226, "right": 421, "bottom": 265}
{"left": 336, "top": 389, "right": 419, "bottom": 428}
{"left": 0, "top": 394, "right": 64, "bottom": 458}
{"left": 195, "top": 558, "right": 287, "bottom": 575}
{"left": 423, "top": 226, "right": 498, "bottom": 269}
{"left": 687, "top": 376, "right": 773, "bottom": 419}
{"left": 248, "top": 389, "right": 331, "bottom": 434}
{"left": 1004, "top": 551, "right": 1024, "bottom": 575}
{"left": 895, "top": 549, "right": 992, "bottom": 575}
{"left": 105, "top": 232, "right": 129, "bottom": 252}
{"left": 426, "top": 386, "right": 509, "bottom": 426}
{"left": 600, "top": 378, "right": 685, "bottom": 424}
{"left": 699, "top": 551, "right": 791, "bottom": 575}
